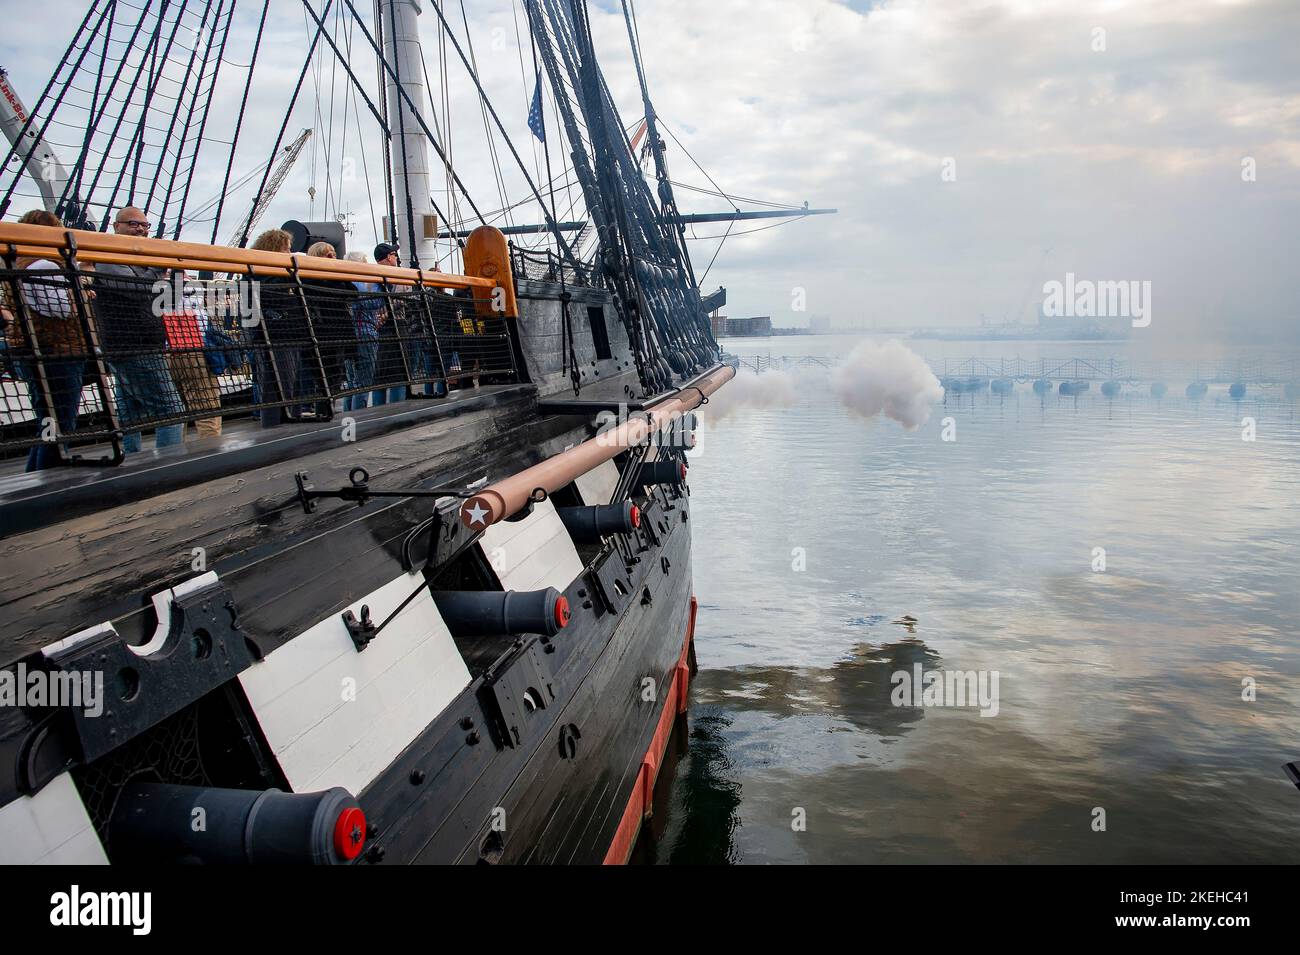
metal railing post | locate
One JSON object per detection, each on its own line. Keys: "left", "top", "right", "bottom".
{"left": 288, "top": 259, "right": 333, "bottom": 409}
{"left": 59, "top": 233, "right": 124, "bottom": 463}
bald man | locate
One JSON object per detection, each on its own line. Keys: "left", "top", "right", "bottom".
{"left": 112, "top": 206, "right": 151, "bottom": 237}
{"left": 95, "top": 207, "right": 186, "bottom": 452}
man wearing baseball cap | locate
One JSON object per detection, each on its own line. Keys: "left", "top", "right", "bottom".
{"left": 373, "top": 243, "right": 399, "bottom": 266}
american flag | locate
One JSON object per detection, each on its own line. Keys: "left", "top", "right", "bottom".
{"left": 527, "top": 72, "right": 545, "bottom": 143}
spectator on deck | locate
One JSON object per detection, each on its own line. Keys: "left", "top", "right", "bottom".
{"left": 161, "top": 273, "right": 223, "bottom": 438}
{"left": 247, "top": 228, "right": 301, "bottom": 427}
{"left": 2, "top": 209, "right": 87, "bottom": 470}
{"left": 301, "top": 242, "right": 356, "bottom": 418}
{"left": 94, "top": 206, "right": 185, "bottom": 453}
{"left": 341, "top": 252, "right": 382, "bottom": 412}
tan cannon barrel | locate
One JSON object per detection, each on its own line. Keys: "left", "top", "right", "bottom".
{"left": 0, "top": 223, "right": 497, "bottom": 289}
{"left": 459, "top": 363, "right": 735, "bottom": 529}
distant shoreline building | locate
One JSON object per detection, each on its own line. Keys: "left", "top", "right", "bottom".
{"left": 713, "top": 315, "right": 772, "bottom": 338}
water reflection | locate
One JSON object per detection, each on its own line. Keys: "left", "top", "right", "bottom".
{"left": 657, "top": 365, "right": 1300, "bottom": 864}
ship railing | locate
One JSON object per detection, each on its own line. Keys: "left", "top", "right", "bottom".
{"left": 0, "top": 222, "right": 520, "bottom": 464}
{"left": 508, "top": 243, "right": 593, "bottom": 289}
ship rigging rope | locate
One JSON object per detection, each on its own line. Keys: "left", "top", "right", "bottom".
{"left": 339, "top": 0, "right": 488, "bottom": 232}
{"left": 457, "top": 0, "right": 515, "bottom": 233}
{"left": 210, "top": 0, "right": 270, "bottom": 244}
{"left": 342, "top": 12, "right": 382, "bottom": 242}
{"left": 419, "top": 0, "right": 580, "bottom": 269}
{"left": 371, "top": 0, "right": 398, "bottom": 261}
{"left": 510, "top": 0, "right": 546, "bottom": 211}
{"left": 384, "top": 0, "right": 419, "bottom": 265}
{"left": 163, "top": 0, "right": 236, "bottom": 240}
{"left": 238, "top": 0, "right": 335, "bottom": 247}
{"left": 122, "top": 0, "right": 191, "bottom": 216}
{"left": 0, "top": 1, "right": 106, "bottom": 219}
{"left": 685, "top": 215, "right": 811, "bottom": 242}
{"left": 93, "top": 0, "right": 176, "bottom": 225}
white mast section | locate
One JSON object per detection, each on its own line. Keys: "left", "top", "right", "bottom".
{"left": 378, "top": 0, "right": 438, "bottom": 267}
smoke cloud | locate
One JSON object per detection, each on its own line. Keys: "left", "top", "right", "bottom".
{"left": 830, "top": 340, "right": 944, "bottom": 431}
{"left": 699, "top": 368, "right": 798, "bottom": 426}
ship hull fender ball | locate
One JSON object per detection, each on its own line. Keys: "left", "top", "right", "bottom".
{"left": 1151, "top": 382, "right": 1168, "bottom": 398}
{"left": 1059, "top": 380, "right": 1090, "bottom": 396}
{"left": 1229, "top": 382, "right": 1246, "bottom": 399}
{"left": 991, "top": 378, "right": 1014, "bottom": 395}
{"left": 1186, "top": 382, "right": 1208, "bottom": 399}
{"left": 1032, "top": 379, "right": 1052, "bottom": 395}
{"left": 1101, "top": 380, "right": 1121, "bottom": 397}
{"left": 965, "top": 377, "right": 988, "bottom": 393}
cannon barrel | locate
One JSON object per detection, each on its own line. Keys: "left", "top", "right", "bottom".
{"left": 433, "top": 587, "right": 570, "bottom": 638}
{"left": 636, "top": 459, "right": 687, "bottom": 491}
{"left": 110, "top": 783, "right": 365, "bottom": 865}
{"left": 557, "top": 502, "right": 640, "bottom": 541}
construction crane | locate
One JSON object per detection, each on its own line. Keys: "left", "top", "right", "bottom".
{"left": 0, "top": 66, "right": 73, "bottom": 220}
{"left": 225, "top": 128, "right": 312, "bottom": 247}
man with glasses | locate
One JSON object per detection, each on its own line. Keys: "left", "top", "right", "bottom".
{"left": 94, "top": 206, "right": 186, "bottom": 452}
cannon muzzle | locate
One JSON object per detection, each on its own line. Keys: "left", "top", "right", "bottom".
{"left": 557, "top": 501, "right": 640, "bottom": 540}
{"left": 110, "top": 782, "right": 365, "bottom": 865}
{"left": 433, "top": 587, "right": 570, "bottom": 638}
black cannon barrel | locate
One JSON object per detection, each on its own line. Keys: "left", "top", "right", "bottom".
{"left": 433, "top": 587, "right": 570, "bottom": 638}
{"left": 636, "top": 459, "right": 687, "bottom": 491}
{"left": 110, "top": 783, "right": 365, "bottom": 865}
{"left": 556, "top": 501, "right": 640, "bottom": 541}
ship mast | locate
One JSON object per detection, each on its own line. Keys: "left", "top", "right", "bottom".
{"left": 377, "top": 0, "right": 437, "bottom": 267}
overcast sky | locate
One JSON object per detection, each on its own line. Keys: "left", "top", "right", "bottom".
{"left": 3, "top": 0, "right": 1298, "bottom": 343}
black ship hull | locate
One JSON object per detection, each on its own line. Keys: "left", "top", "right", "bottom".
{"left": 0, "top": 268, "right": 716, "bottom": 866}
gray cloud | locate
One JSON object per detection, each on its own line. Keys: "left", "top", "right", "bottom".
{"left": 3, "top": 0, "right": 1297, "bottom": 342}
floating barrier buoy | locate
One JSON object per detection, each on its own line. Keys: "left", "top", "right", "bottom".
{"left": 991, "top": 378, "right": 1014, "bottom": 395}
{"left": 1151, "top": 382, "right": 1168, "bottom": 398}
{"left": 1186, "top": 381, "right": 1208, "bottom": 399}
{"left": 1032, "top": 379, "right": 1052, "bottom": 394}
{"left": 1228, "top": 382, "right": 1246, "bottom": 399}
{"left": 1101, "top": 380, "right": 1121, "bottom": 397}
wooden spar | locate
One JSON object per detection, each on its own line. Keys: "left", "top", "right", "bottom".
{"left": 0, "top": 223, "right": 499, "bottom": 290}
{"left": 459, "top": 363, "right": 735, "bottom": 529}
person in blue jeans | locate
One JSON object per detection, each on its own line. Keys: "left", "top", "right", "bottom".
{"left": 342, "top": 251, "right": 387, "bottom": 412}
{"left": 3, "top": 210, "right": 89, "bottom": 470}
{"left": 366, "top": 244, "right": 410, "bottom": 406}
{"left": 12, "top": 356, "right": 86, "bottom": 469}
{"left": 95, "top": 208, "right": 185, "bottom": 451}
{"left": 110, "top": 354, "right": 186, "bottom": 452}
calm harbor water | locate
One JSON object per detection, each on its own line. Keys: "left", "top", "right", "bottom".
{"left": 651, "top": 336, "right": 1300, "bottom": 864}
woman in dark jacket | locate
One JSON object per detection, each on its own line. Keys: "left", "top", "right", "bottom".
{"left": 298, "top": 242, "right": 357, "bottom": 417}
{"left": 247, "top": 229, "right": 307, "bottom": 427}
